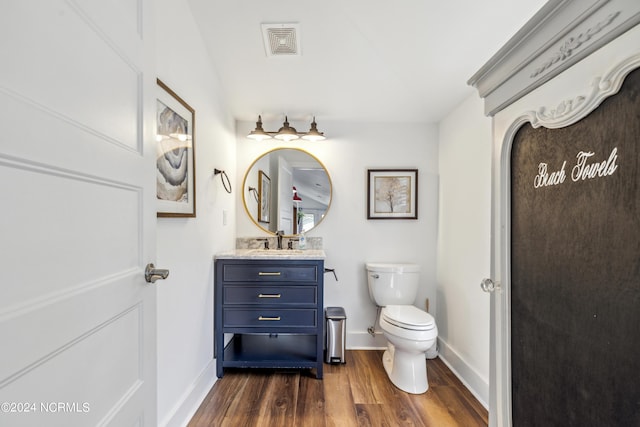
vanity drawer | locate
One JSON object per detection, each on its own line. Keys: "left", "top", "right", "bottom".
{"left": 223, "top": 264, "right": 317, "bottom": 282}
{"left": 224, "top": 286, "right": 317, "bottom": 305}
{"left": 223, "top": 308, "right": 317, "bottom": 328}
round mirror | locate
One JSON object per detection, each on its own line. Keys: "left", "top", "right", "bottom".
{"left": 242, "top": 148, "right": 332, "bottom": 236}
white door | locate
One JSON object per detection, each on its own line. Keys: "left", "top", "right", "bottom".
{"left": 0, "top": 1, "right": 158, "bottom": 426}
{"left": 277, "top": 156, "right": 293, "bottom": 235}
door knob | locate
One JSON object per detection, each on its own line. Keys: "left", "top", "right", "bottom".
{"left": 145, "top": 263, "right": 169, "bottom": 283}
{"left": 480, "top": 278, "right": 500, "bottom": 293}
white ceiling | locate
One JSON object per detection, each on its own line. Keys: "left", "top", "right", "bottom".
{"left": 187, "top": 0, "right": 548, "bottom": 124}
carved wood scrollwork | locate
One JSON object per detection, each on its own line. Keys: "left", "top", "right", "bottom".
{"left": 530, "top": 53, "right": 640, "bottom": 129}
{"left": 530, "top": 12, "right": 621, "bottom": 79}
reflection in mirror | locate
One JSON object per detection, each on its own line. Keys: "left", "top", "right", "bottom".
{"left": 242, "top": 148, "right": 332, "bottom": 236}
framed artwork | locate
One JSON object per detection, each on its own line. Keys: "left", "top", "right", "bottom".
{"left": 367, "top": 169, "right": 418, "bottom": 219}
{"left": 156, "top": 79, "right": 196, "bottom": 217}
{"left": 258, "top": 170, "right": 271, "bottom": 223}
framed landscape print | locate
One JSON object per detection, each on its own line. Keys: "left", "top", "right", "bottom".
{"left": 156, "top": 79, "right": 196, "bottom": 217}
{"left": 367, "top": 169, "right": 418, "bottom": 219}
{"left": 258, "top": 170, "right": 271, "bottom": 223}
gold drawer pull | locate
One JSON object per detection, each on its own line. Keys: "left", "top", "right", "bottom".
{"left": 258, "top": 293, "right": 281, "bottom": 298}
{"left": 258, "top": 316, "right": 281, "bottom": 321}
{"left": 258, "top": 272, "right": 282, "bottom": 276}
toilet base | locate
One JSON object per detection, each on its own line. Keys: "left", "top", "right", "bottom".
{"left": 382, "top": 346, "right": 429, "bottom": 394}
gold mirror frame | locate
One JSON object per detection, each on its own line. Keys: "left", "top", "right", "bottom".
{"left": 242, "top": 148, "right": 332, "bottom": 236}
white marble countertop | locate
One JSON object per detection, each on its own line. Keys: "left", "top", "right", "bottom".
{"left": 215, "top": 248, "right": 326, "bottom": 260}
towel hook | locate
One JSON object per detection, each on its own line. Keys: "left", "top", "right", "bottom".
{"left": 214, "top": 168, "right": 232, "bottom": 193}
{"left": 247, "top": 186, "right": 259, "bottom": 203}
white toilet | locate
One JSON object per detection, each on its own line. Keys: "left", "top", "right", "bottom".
{"left": 366, "top": 262, "right": 438, "bottom": 394}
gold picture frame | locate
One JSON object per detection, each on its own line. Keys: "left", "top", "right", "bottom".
{"left": 258, "top": 170, "right": 271, "bottom": 223}
{"left": 156, "top": 79, "right": 196, "bottom": 217}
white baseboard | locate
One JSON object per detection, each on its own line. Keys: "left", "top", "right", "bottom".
{"left": 436, "top": 338, "right": 489, "bottom": 409}
{"left": 347, "top": 331, "right": 387, "bottom": 349}
{"left": 160, "top": 359, "right": 217, "bottom": 427}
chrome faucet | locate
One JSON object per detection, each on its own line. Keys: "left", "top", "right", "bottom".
{"left": 276, "top": 230, "right": 284, "bottom": 249}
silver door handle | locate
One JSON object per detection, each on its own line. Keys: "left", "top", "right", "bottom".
{"left": 145, "top": 263, "right": 169, "bottom": 283}
{"left": 480, "top": 278, "right": 500, "bottom": 293}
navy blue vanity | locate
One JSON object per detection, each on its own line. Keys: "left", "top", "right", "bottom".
{"left": 214, "top": 250, "right": 325, "bottom": 379}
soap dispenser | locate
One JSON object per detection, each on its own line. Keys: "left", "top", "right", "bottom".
{"left": 298, "top": 231, "right": 306, "bottom": 250}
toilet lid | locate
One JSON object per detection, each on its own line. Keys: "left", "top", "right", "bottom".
{"left": 382, "top": 305, "right": 435, "bottom": 331}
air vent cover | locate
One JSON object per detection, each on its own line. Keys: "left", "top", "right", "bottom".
{"left": 261, "top": 23, "right": 301, "bottom": 57}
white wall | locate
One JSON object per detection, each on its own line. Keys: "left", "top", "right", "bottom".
{"left": 236, "top": 119, "right": 439, "bottom": 348}
{"left": 155, "top": 0, "right": 236, "bottom": 425}
{"left": 437, "top": 94, "right": 492, "bottom": 406}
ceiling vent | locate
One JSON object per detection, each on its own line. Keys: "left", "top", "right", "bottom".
{"left": 261, "top": 23, "right": 301, "bottom": 57}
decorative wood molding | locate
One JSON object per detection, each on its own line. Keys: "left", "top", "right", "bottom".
{"left": 530, "top": 53, "right": 640, "bottom": 128}
{"left": 469, "top": 0, "right": 640, "bottom": 116}
{"left": 535, "top": 96, "right": 586, "bottom": 123}
{"left": 498, "top": 53, "right": 640, "bottom": 219}
{"left": 529, "top": 11, "right": 620, "bottom": 79}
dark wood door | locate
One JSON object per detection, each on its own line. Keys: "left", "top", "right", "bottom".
{"left": 509, "top": 68, "right": 640, "bottom": 426}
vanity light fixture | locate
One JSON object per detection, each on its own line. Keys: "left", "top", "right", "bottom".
{"left": 275, "top": 116, "right": 298, "bottom": 142}
{"left": 247, "top": 115, "right": 271, "bottom": 141}
{"left": 301, "top": 118, "right": 326, "bottom": 141}
{"left": 247, "top": 115, "right": 326, "bottom": 141}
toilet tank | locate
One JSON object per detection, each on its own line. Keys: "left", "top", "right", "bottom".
{"left": 366, "top": 263, "right": 420, "bottom": 306}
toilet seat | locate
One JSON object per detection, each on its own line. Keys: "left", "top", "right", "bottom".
{"left": 382, "top": 305, "right": 435, "bottom": 331}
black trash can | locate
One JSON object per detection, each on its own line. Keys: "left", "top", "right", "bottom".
{"left": 325, "top": 307, "right": 346, "bottom": 364}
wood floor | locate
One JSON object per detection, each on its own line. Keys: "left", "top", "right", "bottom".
{"left": 188, "top": 350, "right": 488, "bottom": 427}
